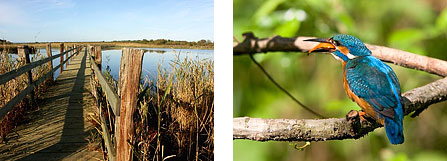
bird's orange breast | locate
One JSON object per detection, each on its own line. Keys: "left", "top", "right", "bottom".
{"left": 342, "top": 63, "right": 384, "bottom": 125}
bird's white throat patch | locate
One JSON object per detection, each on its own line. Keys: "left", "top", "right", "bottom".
{"left": 346, "top": 53, "right": 358, "bottom": 59}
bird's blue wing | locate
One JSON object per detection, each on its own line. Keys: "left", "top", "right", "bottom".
{"left": 345, "top": 56, "right": 401, "bottom": 119}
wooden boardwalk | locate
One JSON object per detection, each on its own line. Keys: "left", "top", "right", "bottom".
{"left": 0, "top": 49, "right": 102, "bottom": 160}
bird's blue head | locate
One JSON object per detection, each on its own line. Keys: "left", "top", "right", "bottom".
{"left": 305, "top": 34, "right": 371, "bottom": 62}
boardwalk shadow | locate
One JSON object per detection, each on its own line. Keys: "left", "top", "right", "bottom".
{"left": 19, "top": 52, "right": 89, "bottom": 161}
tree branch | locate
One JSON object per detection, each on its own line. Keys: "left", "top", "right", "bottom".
{"left": 233, "top": 32, "right": 447, "bottom": 77}
{"left": 233, "top": 77, "right": 447, "bottom": 142}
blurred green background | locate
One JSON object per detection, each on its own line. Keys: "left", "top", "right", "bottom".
{"left": 233, "top": 0, "right": 447, "bottom": 161}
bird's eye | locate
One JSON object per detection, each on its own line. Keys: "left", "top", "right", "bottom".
{"left": 334, "top": 40, "right": 341, "bottom": 46}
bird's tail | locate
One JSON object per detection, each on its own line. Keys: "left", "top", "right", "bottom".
{"left": 384, "top": 116, "right": 404, "bottom": 144}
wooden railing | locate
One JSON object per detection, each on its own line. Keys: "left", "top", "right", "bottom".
{"left": 88, "top": 46, "right": 118, "bottom": 161}
{"left": 88, "top": 46, "right": 145, "bottom": 161}
{"left": 0, "top": 44, "right": 81, "bottom": 119}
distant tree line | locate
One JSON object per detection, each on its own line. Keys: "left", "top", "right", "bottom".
{"left": 114, "top": 39, "right": 214, "bottom": 47}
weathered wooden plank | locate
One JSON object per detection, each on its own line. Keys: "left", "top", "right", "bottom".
{"left": 38, "top": 143, "right": 89, "bottom": 153}
{"left": 0, "top": 47, "right": 76, "bottom": 85}
{"left": 117, "top": 48, "right": 144, "bottom": 161}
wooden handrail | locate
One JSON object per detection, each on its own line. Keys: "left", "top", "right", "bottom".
{"left": 88, "top": 47, "right": 118, "bottom": 161}
{"left": 89, "top": 52, "right": 120, "bottom": 116}
{"left": 0, "top": 46, "right": 81, "bottom": 119}
{"left": 0, "top": 47, "right": 78, "bottom": 85}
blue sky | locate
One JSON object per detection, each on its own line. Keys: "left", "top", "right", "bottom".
{"left": 0, "top": 0, "right": 213, "bottom": 42}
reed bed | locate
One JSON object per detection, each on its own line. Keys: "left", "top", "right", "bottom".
{"left": 90, "top": 53, "right": 214, "bottom": 161}
{"left": 0, "top": 49, "right": 53, "bottom": 143}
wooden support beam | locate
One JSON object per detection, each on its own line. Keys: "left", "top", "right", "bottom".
{"left": 116, "top": 48, "right": 144, "bottom": 161}
{"left": 23, "top": 46, "right": 35, "bottom": 105}
{"left": 60, "top": 43, "right": 64, "bottom": 72}
{"left": 46, "top": 43, "right": 53, "bottom": 80}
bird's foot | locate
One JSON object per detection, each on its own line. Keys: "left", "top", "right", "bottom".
{"left": 358, "top": 111, "right": 367, "bottom": 121}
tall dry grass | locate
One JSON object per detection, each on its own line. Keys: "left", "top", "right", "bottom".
{"left": 134, "top": 55, "right": 214, "bottom": 161}
{"left": 0, "top": 49, "right": 53, "bottom": 142}
{"left": 90, "top": 53, "right": 214, "bottom": 160}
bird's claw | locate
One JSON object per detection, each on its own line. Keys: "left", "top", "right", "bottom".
{"left": 358, "top": 111, "right": 367, "bottom": 121}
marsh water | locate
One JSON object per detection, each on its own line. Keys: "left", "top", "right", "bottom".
{"left": 100, "top": 48, "right": 214, "bottom": 81}
{"left": 8, "top": 48, "right": 213, "bottom": 81}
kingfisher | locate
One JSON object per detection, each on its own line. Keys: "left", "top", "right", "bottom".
{"left": 305, "top": 34, "right": 404, "bottom": 144}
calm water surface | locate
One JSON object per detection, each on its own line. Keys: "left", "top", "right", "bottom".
{"left": 102, "top": 48, "right": 214, "bottom": 81}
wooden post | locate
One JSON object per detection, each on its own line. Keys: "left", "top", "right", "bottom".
{"left": 46, "top": 43, "right": 53, "bottom": 80}
{"left": 60, "top": 43, "right": 64, "bottom": 72}
{"left": 17, "top": 46, "right": 25, "bottom": 61}
{"left": 23, "top": 46, "right": 35, "bottom": 105}
{"left": 89, "top": 45, "right": 94, "bottom": 57}
{"left": 70, "top": 46, "right": 72, "bottom": 62}
{"left": 77, "top": 45, "right": 81, "bottom": 56}
{"left": 116, "top": 48, "right": 144, "bottom": 161}
{"left": 70, "top": 45, "right": 73, "bottom": 61}
{"left": 94, "top": 46, "right": 102, "bottom": 71}
{"left": 89, "top": 45, "right": 94, "bottom": 62}
{"left": 72, "top": 44, "right": 75, "bottom": 59}
{"left": 65, "top": 46, "right": 69, "bottom": 67}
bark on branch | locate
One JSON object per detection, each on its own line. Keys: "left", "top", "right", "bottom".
{"left": 233, "top": 32, "right": 447, "bottom": 77}
{"left": 233, "top": 77, "right": 447, "bottom": 142}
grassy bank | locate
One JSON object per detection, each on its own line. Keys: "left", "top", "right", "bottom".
{"left": 90, "top": 53, "right": 214, "bottom": 160}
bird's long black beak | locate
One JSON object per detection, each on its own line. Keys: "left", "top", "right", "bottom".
{"left": 304, "top": 38, "right": 331, "bottom": 43}
{"left": 304, "top": 38, "right": 336, "bottom": 54}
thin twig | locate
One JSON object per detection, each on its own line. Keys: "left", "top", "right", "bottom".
{"left": 249, "top": 53, "right": 326, "bottom": 118}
